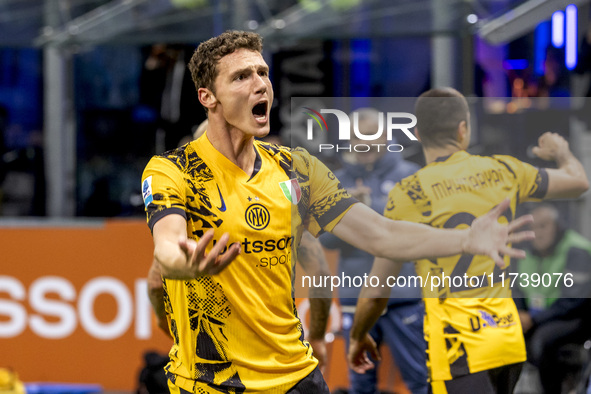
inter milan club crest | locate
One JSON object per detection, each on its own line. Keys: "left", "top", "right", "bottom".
{"left": 279, "top": 179, "right": 301, "bottom": 204}
{"left": 245, "top": 204, "right": 270, "bottom": 230}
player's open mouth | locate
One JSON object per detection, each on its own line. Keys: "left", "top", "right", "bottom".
{"left": 252, "top": 101, "right": 268, "bottom": 123}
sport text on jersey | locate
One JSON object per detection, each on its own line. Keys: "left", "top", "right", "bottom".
{"left": 213, "top": 236, "right": 294, "bottom": 269}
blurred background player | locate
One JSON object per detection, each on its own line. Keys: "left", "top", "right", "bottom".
{"left": 514, "top": 203, "right": 591, "bottom": 393}
{"left": 139, "top": 43, "right": 203, "bottom": 151}
{"left": 319, "top": 107, "right": 427, "bottom": 393}
{"left": 348, "top": 87, "right": 589, "bottom": 394}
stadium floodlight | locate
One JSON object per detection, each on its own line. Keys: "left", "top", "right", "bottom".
{"left": 552, "top": 10, "right": 564, "bottom": 47}
{"left": 565, "top": 4, "right": 578, "bottom": 70}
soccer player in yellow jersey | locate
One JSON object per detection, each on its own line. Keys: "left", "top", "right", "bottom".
{"left": 348, "top": 88, "right": 589, "bottom": 394}
{"left": 142, "top": 32, "right": 536, "bottom": 393}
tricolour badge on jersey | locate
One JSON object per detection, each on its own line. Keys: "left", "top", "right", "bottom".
{"left": 279, "top": 179, "right": 301, "bottom": 204}
{"left": 142, "top": 176, "right": 153, "bottom": 207}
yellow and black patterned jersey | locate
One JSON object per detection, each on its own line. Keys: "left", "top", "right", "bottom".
{"left": 141, "top": 132, "right": 356, "bottom": 393}
{"left": 384, "top": 150, "right": 548, "bottom": 381}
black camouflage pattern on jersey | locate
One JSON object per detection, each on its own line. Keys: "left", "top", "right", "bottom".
{"left": 256, "top": 141, "right": 291, "bottom": 178}
{"left": 147, "top": 143, "right": 244, "bottom": 391}
{"left": 399, "top": 174, "right": 432, "bottom": 217}
{"left": 187, "top": 278, "right": 244, "bottom": 393}
{"left": 146, "top": 144, "right": 223, "bottom": 238}
{"left": 290, "top": 147, "right": 355, "bottom": 230}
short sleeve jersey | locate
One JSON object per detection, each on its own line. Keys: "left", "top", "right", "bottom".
{"left": 141, "top": 133, "right": 356, "bottom": 393}
{"left": 384, "top": 151, "right": 548, "bottom": 381}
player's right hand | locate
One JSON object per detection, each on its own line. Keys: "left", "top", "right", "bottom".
{"left": 178, "top": 230, "right": 240, "bottom": 277}
{"left": 348, "top": 334, "right": 380, "bottom": 374}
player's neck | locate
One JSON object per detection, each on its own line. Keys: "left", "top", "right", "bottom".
{"left": 207, "top": 126, "right": 257, "bottom": 175}
{"left": 423, "top": 145, "right": 463, "bottom": 165}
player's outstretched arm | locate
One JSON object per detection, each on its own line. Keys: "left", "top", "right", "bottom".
{"left": 147, "top": 259, "right": 172, "bottom": 338}
{"left": 347, "top": 257, "right": 399, "bottom": 374}
{"left": 152, "top": 214, "right": 240, "bottom": 279}
{"left": 332, "top": 199, "right": 534, "bottom": 268}
{"left": 297, "top": 230, "right": 331, "bottom": 370}
{"left": 533, "top": 132, "right": 589, "bottom": 199}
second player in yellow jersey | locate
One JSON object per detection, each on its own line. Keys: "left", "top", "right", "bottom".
{"left": 385, "top": 151, "right": 547, "bottom": 381}
{"left": 348, "top": 88, "right": 588, "bottom": 394}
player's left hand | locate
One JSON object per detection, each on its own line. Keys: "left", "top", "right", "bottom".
{"left": 348, "top": 334, "right": 380, "bottom": 374}
{"left": 464, "top": 198, "right": 535, "bottom": 268}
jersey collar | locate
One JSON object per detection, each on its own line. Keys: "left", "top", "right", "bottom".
{"left": 197, "top": 132, "right": 263, "bottom": 182}
{"left": 432, "top": 150, "right": 470, "bottom": 164}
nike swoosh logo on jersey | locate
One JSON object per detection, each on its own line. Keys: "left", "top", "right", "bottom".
{"left": 216, "top": 184, "right": 227, "bottom": 212}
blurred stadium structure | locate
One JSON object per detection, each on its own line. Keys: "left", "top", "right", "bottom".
{"left": 0, "top": 0, "right": 589, "bottom": 220}
{"left": 0, "top": 0, "right": 585, "bottom": 46}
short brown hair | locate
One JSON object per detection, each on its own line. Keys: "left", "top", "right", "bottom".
{"left": 414, "top": 87, "right": 469, "bottom": 148}
{"left": 188, "top": 30, "right": 263, "bottom": 94}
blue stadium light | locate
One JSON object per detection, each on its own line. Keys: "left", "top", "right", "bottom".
{"left": 551, "top": 10, "right": 564, "bottom": 47}
{"left": 535, "top": 21, "right": 550, "bottom": 75}
{"left": 503, "top": 59, "right": 529, "bottom": 70}
{"left": 565, "top": 4, "right": 578, "bottom": 70}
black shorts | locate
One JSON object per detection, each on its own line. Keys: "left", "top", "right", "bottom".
{"left": 168, "top": 366, "right": 329, "bottom": 394}
{"left": 286, "top": 366, "right": 330, "bottom": 394}
{"left": 430, "top": 362, "right": 524, "bottom": 394}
